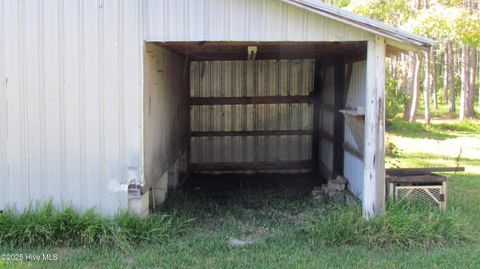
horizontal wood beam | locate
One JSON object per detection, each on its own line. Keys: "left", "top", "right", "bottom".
{"left": 343, "top": 142, "right": 363, "bottom": 160}
{"left": 191, "top": 130, "right": 312, "bottom": 137}
{"left": 190, "top": 96, "right": 312, "bottom": 105}
{"left": 319, "top": 131, "right": 334, "bottom": 142}
{"left": 190, "top": 160, "right": 313, "bottom": 171}
{"left": 319, "top": 102, "right": 335, "bottom": 112}
{"left": 386, "top": 174, "right": 447, "bottom": 184}
{"left": 318, "top": 162, "right": 333, "bottom": 180}
{"left": 318, "top": 49, "right": 367, "bottom": 67}
{"left": 386, "top": 167, "right": 465, "bottom": 176}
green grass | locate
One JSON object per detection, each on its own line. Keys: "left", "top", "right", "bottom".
{"left": 387, "top": 118, "right": 480, "bottom": 140}
{"left": 0, "top": 203, "right": 186, "bottom": 249}
{"left": 1, "top": 118, "right": 480, "bottom": 268}
{"left": 303, "top": 201, "right": 474, "bottom": 249}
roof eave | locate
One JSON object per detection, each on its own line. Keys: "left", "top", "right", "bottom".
{"left": 283, "top": 0, "right": 434, "bottom": 50}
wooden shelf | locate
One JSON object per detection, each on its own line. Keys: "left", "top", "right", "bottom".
{"left": 339, "top": 107, "right": 365, "bottom": 116}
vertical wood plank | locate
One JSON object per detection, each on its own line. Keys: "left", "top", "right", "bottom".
{"left": 363, "top": 35, "right": 386, "bottom": 217}
{"left": 333, "top": 57, "right": 345, "bottom": 177}
{"left": 311, "top": 59, "right": 321, "bottom": 173}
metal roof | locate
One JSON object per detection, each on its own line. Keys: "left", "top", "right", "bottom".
{"left": 283, "top": 0, "right": 435, "bottom": 49}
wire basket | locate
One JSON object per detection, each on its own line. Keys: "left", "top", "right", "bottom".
{"left": 394, "top": 185, "right": 445, "bottom": 209}
{"left": 387, "top": 173, "right": 448, "bottom": 210}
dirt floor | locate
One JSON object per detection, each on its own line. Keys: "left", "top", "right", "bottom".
{"left": 177, "top": 173, "right": 323, "bottom": 203}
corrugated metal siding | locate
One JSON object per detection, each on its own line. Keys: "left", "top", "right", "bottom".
{"left": 190, "top": 60, "right": 314, "bottom": 170}
{"left": 0, "top": 0, "right": 143, "bottom": 214}
{"left": 145, "top": 0, "right": 371, "bottom": 42}
{"left": 319, "top": 67, "right": 334, "bottom": 173}
{"left": 344, "top": 61, "right": 366, "bottom": 197}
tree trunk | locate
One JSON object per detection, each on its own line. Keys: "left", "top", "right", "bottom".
{"left": 469, "top": 48, "right": 477, "bottom": 116}
{"left": 460, "top": 45, "right": 472, "bottom": 119}
{"left": 443, "top": 46, "right": 448, "bottom": 103}
{"left": 447, "top": 42, "right": 456, "bottom": 112}
{"left": 423, "top": 0, "right": 429, "bottom": 9}
{"left": 424, "top": 50, "right": 431, "bottom": 125}
{"left": 432, "top": 47, "right": 438, "bottom": 110}
{"left": 404, "top": 53, "right": 415, "bottom": 120}
{"left": 409, "top": 53, "right": 422, "bottom": 122}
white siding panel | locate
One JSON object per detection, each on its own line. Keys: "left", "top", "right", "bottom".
{"left": 83, "top": 0, "right": 103, "bottom": 210}
{"left": 44, "top": 0, "right": 63, "bottom": 206}
{"left": 0, "top": 0, "right": 143, "bottom": 214}
{"left": 0, "top": 0, "right": 6, "bottom": 210}
{"left": 344, "top": 152, "right": 363, "bottom": 197}
{"left": 63, "top": 0, "right": 82, "bottom": 207}
{"left": 265, "top": 0, "right": 286, "bottom": 40}
{"left": 188, "top": 0, "right": 207, "bottom": 41}
{"left": 123, "top": 0, "right": 143, "bottom": 186}
{"left": 228, "top": 0, "right": 248, "bottom": 40}
{"left": 344, "top": 61, "right": 366, "bottom": 149}
{"left": 24, "top": 0, "right": 43, "bottom": 204}
{"left": 286, "top": 4, "right": 306, "bottom": 40}
{"left": 3, "top": 0, "right": 27, "bottom": 209}
{"left": 145, "top": 0, "right": 371, "bottom": 42}
{"left": 209, "top": 0, "right": 228, "bottom": 40}
{"left": 344, "top": 61, "right": 366, "bottom": 199}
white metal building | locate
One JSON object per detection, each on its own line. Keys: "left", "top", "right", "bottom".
{"left": 0, "top": 0, "right": 433, "bottom": 216}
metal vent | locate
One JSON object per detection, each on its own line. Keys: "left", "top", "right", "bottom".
{"left": 395, "top": 186, "right": 444, "bottom": 209}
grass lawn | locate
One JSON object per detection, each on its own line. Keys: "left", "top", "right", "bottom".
{"left": 1, "top": 118, "right": 479, "bottom": 269}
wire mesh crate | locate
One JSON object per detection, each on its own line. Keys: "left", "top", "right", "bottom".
{"left": 387, "top": 173, "right": 447, "bottom": 210}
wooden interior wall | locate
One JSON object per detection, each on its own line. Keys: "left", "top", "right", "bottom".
{"left": 189, "top": 59, "right": 315, "bottom": 173}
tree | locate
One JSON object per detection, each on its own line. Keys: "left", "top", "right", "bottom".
{"left": 424, "top": 49, "right": 432, "bottom": 124}
{"left": 348, "top": 0, "right": 413, "bottom": 26}
{"left": 347, "top": 0, "right": 480, "bottom": 120}
{"left": 456, "top": 1, "right": 480, "bottom": 118}
{"left": 460, "top": 44, "right": 473, "bottom": 119}
{"left": 409, "top": 54, "right": 423, "bottom": 122}
{"left": 432, "top": 48, "right": 439, "bottom": 110}
{"left": 446, "top": 41, "right": 456, "bottom": 111}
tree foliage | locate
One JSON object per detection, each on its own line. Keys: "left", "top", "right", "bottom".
{"left": 338, "top": 0, "right": 479, "bottom": 120}
{"left": 348, "top": 0, "right": 414, "bottom": 26}
{"left": 342, "top": 0, "right": 480, "bottom": 46}
{"left": 408, "top": 6, "right": 480, "bottom": 47}
{"left": 386, "top": 77, "right": 409, "bottom": 123}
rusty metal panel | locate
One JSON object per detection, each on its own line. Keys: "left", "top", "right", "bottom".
{"left": 190, "top": 60, "right": 314, "bottom": 172}
{"left": 0, "top": 0, "right": 144, "bottom": 214}
{"left": 344, "top": 61, "right": 366, "bottom": 196}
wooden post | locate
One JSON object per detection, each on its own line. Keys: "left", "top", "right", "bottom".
{"left": 363, "top": 36, "right": 386, "bottom": 217}
{"left": 312, "top": 60, "right": 322, "bottom": 173}
{"left": 333, "top": 57, "right": 345, "bottom": 177}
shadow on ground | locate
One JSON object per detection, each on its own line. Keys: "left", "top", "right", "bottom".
{"left": 159, "top": 173, "right": 325, "bottom": 225}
